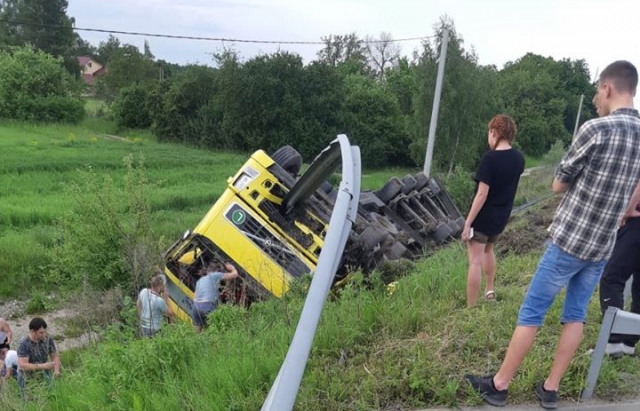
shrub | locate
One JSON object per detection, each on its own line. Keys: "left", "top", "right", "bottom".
{"left": 443, "top": 166, "right": 475, "bottom": 214}
{"left": 111, "top": 85, "right": 153, "bottom": 129}
{"left": 45, "top": 155, "right": 162, "bottom": 292}
{"left": 0, "top": 46, "right": 85, "bottom": 123}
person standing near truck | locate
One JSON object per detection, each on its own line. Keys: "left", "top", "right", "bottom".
{"left": 462, "top": 114, "right": 525, "bottom": 306}
{"left": 137, "top": 274, "right": 175, "bottom": 338}
{"left": 192, "top": 262, "right": 239, "bottom": 333}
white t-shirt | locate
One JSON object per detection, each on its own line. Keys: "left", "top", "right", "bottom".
{"left": 4, "top": 350, "right": 18, "bottom": 371}
{"left": 138, "top": 288, "right": 168, "bottom": 331}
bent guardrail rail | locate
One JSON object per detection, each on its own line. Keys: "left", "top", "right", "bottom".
{"left": 261, "top": 134, "right": 361, "bottom": 411}
{"left": 582, "top": 307, "right": 640, "bottom": 400}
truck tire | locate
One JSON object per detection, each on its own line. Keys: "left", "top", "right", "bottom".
{"left": 385, "top": 242, "right": 407, "bottom": 260}
{"left": 376, "top": 177, "right": 403, "bottom": 203}
{"left": 401, "top": 175, "right": 417, "bottom": 194}
{"left": 432, "top": 223, "right": 452, "bottom": 244}
{"left": 271, "top": 146, "right": 302, "bottom": 176}
{"left": 360, "top": 226, "right": 389, "bottom": 249}
{"left": 414, "top": 172, "right": 429, "bottom": 191}
{"left": 319, "top": 181, "right": 333, "bottom": 194}
{"left": 370, "top": 212, "right": 399, "bottom": 235}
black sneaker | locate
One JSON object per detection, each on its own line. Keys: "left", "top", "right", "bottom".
{"left": 464, "top": 374, "right": 508, "bottom": 407}
{"left": 535, "top": 382, "right": 558, "bottom": 410}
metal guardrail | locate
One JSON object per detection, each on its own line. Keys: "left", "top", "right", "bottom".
{"left": 583, "top": 306, "right": 640, "bottom": 400}
{"left": 261, "top": 135, "right": 362, "bottom": 411}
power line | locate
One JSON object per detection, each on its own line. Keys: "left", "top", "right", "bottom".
{"left": 0, "top": 18, "right": 434, "bottom": 45}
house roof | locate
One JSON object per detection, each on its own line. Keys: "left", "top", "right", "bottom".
{"left": 77, "top": 56, "right": 92, "bottom": 67}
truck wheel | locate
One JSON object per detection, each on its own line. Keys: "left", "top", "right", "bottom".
{"left": 319, "top": 181, "right": 333, "bottom": 194}
{"left": 370, "top": 212, "right": 398, "bottom": 235}
{"left": 432, "top": 223, "right": 452, "bottom": 244}
{"left": 271, "top": 146, "right": 302, "bottom": 176}
{"left": 414, "top": 172, "right": 429, "bottom": 191}
{"left": 401, "top": 175, "right": 417, "bottom": 194}
{"left": 384, "top": 242, "right": 407, "bottom": 260}
{"left": 360, "top": 226, "right": 389, "bottom": 249}
{"left": 376, "top": 177, "right": 403, "bottom": 203}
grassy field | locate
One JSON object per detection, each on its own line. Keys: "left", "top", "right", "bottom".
{"left": 0, "top": 119, "right": 248, "bottom": 297}
{"left": 0, "top": 118, "right": 420, "bottom": 297}
{"left": 1, "top": 210, "right": 638, "bottom": 410}
{"left": 2, "top": 113, "right": 635, "bottom": 410}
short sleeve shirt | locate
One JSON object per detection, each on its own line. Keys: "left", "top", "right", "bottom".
{"left": 138, "top": 288, "right": 168, "bottom": 331}
{"left": 17, "top": 336, "right": 57, "bottom": 369}
{"left": 194, "top": 272, "right": 224, "bottom": 303}
{"left": 472, "top": 148, "right": 525, "bottom": 236}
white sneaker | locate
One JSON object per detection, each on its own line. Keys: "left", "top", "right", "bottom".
{"left": 622, "top": 344, "right": 636, "bottom": 356}
{"left": 605, "top": 343, "right": 624, "bottom": 356}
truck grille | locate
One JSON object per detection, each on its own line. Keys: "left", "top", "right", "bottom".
{"left": 226, "top": 203, "right": 311, "bottom": 277}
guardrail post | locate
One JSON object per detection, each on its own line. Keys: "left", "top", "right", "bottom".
{"left": 583, "top": 307, "right": 640, "bottom": 400}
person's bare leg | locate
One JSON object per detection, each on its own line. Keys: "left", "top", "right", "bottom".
{"left": 493, "top": 325, "right": 539, "bottom": 390}
{"left": 467, "top": 240, "right": 486, "bottom": 307}
{"left": 544, "top": 322, "right": 583, "bottom": 391}
{"left": 483, "top": 242, "right": 496, "bottom": 297}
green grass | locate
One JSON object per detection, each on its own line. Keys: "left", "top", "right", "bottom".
{"left": 524, "top": 155, "right": 542, "bottom": 168}
{"left": 0, "top": 119, "right": 249, "bottom": 297}
{"left": 1, "top": 236, "right": 637, "bottom": 410}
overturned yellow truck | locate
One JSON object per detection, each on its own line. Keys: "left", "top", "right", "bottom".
{"left": 162, "top": 142, "right": 465, "bottom": 320}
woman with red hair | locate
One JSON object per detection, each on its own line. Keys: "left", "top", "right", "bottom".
{"left": 463, "top": 114, "right": 525, "bottom": 306}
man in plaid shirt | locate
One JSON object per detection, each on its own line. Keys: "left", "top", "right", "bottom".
{"left": 466, "top": 60, "right": 640, "bottom": 409}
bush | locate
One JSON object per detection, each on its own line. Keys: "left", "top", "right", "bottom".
{"left": 0, "top": 46, "right": 85, "bottom": 123}
{"left": 541, "top": 139, "right": 566, "bottom": 167}
{"left": 443, "top": 166, "right": 475, "bottom": 214}
{"left": 111, "top": 85, "right": 153, "bottom": 129}
{"left": 45, "top": 155, "right": 162, "bottom": 292}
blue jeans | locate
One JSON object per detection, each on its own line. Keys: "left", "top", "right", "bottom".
{"left": 192, "top": 301, "right": 216, "bottom": 328}
{"left": 518, "top": 243, "right": 607, "bottom": 326}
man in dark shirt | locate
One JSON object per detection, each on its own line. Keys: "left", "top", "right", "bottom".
{"left": 466, "top": 60, "right": 640, "bottom": 409}
{"left": 17, "top": 317, "right": 61, "bottom": 398}
{"left": 598, "top": 200, "right": 640, "bottom": 356}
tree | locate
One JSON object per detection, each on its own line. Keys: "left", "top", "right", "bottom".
{"left": 95, "top": 35, "right": 122, "bottom": 65}
{"left": 316, "top": 33, "right": 368, "bottom": 69}
{"left": 143, "top": 40, "right": 154, "bottom": 60}
{"left": 0, "top": 46, "right": 84, "bottom": 123}
{"left": 365, "top": 32, "right": 401, "bottom": 80}
{"left": 0, "top": 0, "right": 75, "bottom": 57}
{"left": 95, "top": 44, "right": 157, "bottom": 100}
{"left": 497, "top": 53, "right": 595, "bottom": 155}
{"left": 411, "top": 17, "right": 498, "bottom": 173}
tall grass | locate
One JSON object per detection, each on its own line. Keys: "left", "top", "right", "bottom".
{"left": 1, "top": 240, "right": 636, "bottom": 410}
{"left": 0, "top": 120, "right": 247, "bottom": 297}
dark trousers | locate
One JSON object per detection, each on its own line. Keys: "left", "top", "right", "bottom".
{"left": 599, "top": 217, "right": 640, "bottom": 347}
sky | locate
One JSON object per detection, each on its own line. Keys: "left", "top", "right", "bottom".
{"left": 67, "top": 0, "right": 640, "bottom": 106}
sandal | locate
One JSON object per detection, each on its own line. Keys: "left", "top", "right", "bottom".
{"left": 485, "top": 290, "right": 496, "bottom": 300}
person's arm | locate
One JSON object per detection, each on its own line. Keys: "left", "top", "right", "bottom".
{"left": 621, "top": 180, "right": 640, "bottom": 226}
{"left": 5, "top": 365, "right": 13, "bottom": 380}
{"left": 136, "top": 292, "right": 143, "bottom": 318}
{"left": 0, "top": 319, "right": 11, "bottom": 344}
{"left": 161, "top": 285, "right": 175, "bottom": 319}
{"left": 51, "top": 351, "right": 61, "bottom": 377}
{"left": 553, "top": 123, "right": 596, "bottom": 193}
{"left": 222, "top": 263, "right": 239, "bottom": 281}
{"left": 18, "top": 356, "right": 53, "bottom": 372}
{"left": 462, "top": 182, "right": 489, "bottom": 242}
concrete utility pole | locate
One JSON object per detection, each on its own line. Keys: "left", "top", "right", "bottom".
{"left": 423, "top": 29, "right": 449, "bottom": 177}
{"left": 572, "top": 94, "right": 584, "bottom": 141}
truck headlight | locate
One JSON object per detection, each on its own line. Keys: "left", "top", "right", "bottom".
{"left": 233, "top": 167, "right": 258, "bottom": 190}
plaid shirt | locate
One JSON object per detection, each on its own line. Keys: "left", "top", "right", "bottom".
{"left": 551, "top": 108, "right": 640, "bottom": 261}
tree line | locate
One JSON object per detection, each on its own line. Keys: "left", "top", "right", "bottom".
{"left": 0, "top": 1, "right": 596, "bottom": 171}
